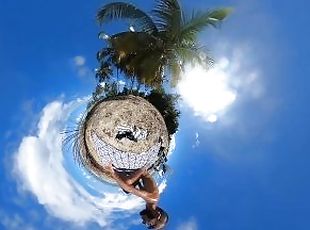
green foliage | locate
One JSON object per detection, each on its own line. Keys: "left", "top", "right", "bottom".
{"left": 97, "top": 2, "right": 158, "bottom": 33}
{"left": 92, "top": 83, "right": 105, "bottom": 100}
{"left": 145, "top": 88, "right": 180, "bottom": 136}
{"left": 96, "top": 0, "right": 232, "bottom": 88}
{"left": 95, "top": 61, "right": 113, "bottom": 83}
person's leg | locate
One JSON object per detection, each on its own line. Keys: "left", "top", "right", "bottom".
{"left": 140, "top": 172, "right": 159, "bottom": 196}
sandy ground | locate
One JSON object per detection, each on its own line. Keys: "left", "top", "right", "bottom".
{"left": 80, "top": 95, "right": 169, "bottom": 183}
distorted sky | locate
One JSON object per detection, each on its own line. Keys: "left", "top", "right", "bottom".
{"left": 1, "top": 0, "right": 309, "bottom": 229}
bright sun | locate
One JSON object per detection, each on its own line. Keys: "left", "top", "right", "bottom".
{"left": 177, "top": 58, "right": 237, "bottom": 123}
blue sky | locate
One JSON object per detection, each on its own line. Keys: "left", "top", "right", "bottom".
{"left": 1, "top": 0, "right": 310, "bottom": 229}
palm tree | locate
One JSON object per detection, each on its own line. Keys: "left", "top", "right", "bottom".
{"left": 96, "top": 0, "right": 231, "bottom": 87}
{"left": 66, "top": 1, "right": 231, "bottom": 184}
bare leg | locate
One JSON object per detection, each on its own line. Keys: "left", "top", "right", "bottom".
{"left": 140, "top": 172, "right": 159, "bottom": 198}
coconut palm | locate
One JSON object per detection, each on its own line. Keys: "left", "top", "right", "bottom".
{"left": 65, "top": 0, "right": 231, "bottom": 186}
{"left": 96, "top": 0, "right": 231, "bottom": 87}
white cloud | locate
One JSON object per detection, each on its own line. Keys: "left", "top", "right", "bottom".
{"left": 72, "top": 55, "right": 92, "bottom": 78}
{"left": 158, "top": 179, "right": 167, "bottom": 193}
{"left": 73, "top": 56, "right": 86, "bottom": 66}
{"left": 207, "top": 114, "right": 218, "bottom": 123}
{"left": 168, "top": 134, "right": 176, "bottom": 157}
{"left": 177, "top": 42, "right": 280, "bottom": 160}
{"left": 178, "top": 45, "right": 262, "bottom": 124}
{"left": 13, "top": 98, "right": 167, "bottom": 228}
{"left": 177, "top": 217, "right": 198, "bottom": 230}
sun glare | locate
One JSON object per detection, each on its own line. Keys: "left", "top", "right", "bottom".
{"left": 207, "top": 114, "right": 218, "bottom": 123}
{"left": 178, "top": 60, "right": 237, "bottom": 123}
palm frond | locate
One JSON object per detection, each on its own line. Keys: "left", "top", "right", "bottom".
{"left": 110, "top": 32, "right": 157, "bottom": 54}
{"left": 97, "top": 2, "right": 158, "bottom": 33}
{"left": 152, "top": 0, "right": 183, "bottom": 38}
{"left": 130, "top": 49, "right": 164, "bottom": 87}
{"left": 105, "top": 31, "right": 165, "bottom": 86}
{"left": 96, "top": 62, "right": 113, "bottom": 82}
{"left": 168, "top": 60, "right": 182, "bottom": 87}
{"left": 62, "top": 119, "right": 86, "bottom": 166}
{"left": 205, "top": 56, "right": 215, "bottom": 69}
{"left": 175, "top": 46, "right": 202, "bottom": 64}
{"left": 208, "top": 8, "right": 233, "bottom": 22}
{"left": 96, "top": 47, "right": 113, "bottom": 62}
{"left": 180, "top": 8, "right": 232, "bottom": 42}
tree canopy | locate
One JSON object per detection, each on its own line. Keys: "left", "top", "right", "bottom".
{"left": 96, "top": 0, "right": 232, "bottom": 87}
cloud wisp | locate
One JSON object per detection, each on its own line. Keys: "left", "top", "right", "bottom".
{"left": 72, "top": 55, "right": 93, "bottom": 78}
{"left": 192, "top": 132, "right": 200, "bottom": 149}
{"left": 177, "top": 217, "right": 198, "bottom": 230}
{"left": 13, "top": 98, "right": 164, "bottom": 228}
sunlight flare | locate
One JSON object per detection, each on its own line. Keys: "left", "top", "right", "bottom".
{"left": 178, "top": 59, "right": 237, "bottom": 123}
